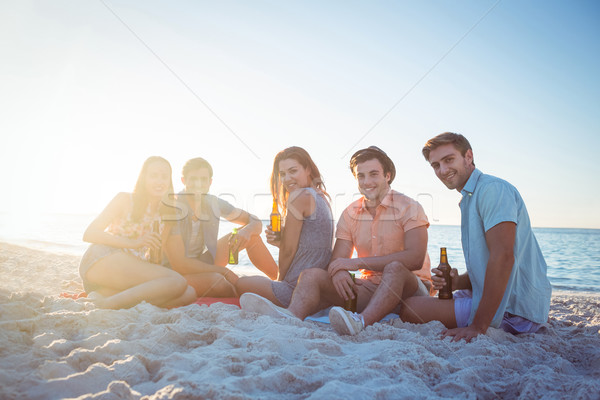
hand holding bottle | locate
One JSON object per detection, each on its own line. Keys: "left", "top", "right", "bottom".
{"left": 265, "top": 224, "right": 281, "bottom": 247}
{"left": 431, "top": 267, "right": 458, "bottom": 291}
{"left": 132, "top": 231, "right": 161, "bottom": 250}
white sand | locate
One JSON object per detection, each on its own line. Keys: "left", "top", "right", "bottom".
{"left": 0, "top": 242, "right": 599, "bottom": 399}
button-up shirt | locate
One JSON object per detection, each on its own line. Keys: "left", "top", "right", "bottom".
{"left": 336, "top": 189, "right": 432, "bottom": 287}
{"left": 460, "top": 169, "right": 551, "bottom": 327}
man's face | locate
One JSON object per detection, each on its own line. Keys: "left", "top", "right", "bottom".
{"left": 428, "top": 144, "right": 474, "bottom": 192}
{"left": 354, "top": 158, "right": 391, "bottom": 203}
{"left": 182, "top": 168, "right": 212, "bottom": 195}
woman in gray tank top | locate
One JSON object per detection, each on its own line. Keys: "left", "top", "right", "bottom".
{"left": 235, "top": 147, "right": 333, "bottom": 307}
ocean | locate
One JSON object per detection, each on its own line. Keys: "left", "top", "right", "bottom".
{"left": 0, "top": 213, "right": 598, "bottom": 293}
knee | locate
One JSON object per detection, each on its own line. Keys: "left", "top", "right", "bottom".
{"left": 298, "top": 268, "right": 327, "bottom": 285}
{"left": 383, "top": 261, "right": 411, "bottom": 277}
{"left": 167, "top": 272, "right": 189, "bottom": 295}
{"left": 183, "top": 285, "right": 197, "bottom": 302}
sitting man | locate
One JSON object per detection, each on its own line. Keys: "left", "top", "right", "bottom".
{"left": 164, "top": 157, "right": 277, "bottom": 298}
{"left": 241, "top": 146, "right": 433, "bottom": 335}
{"left": 401, "top": 132, "right": 551, "bottom": 342}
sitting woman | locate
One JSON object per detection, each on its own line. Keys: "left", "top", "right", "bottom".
{"left": 235, "top": 146, "right": 334, "bottom": 307}
{"left": 79, "top": 156, "right": 197, "bottom": 309}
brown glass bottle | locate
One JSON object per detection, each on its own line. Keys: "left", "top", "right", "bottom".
{"left": 228, "top": 228, "right": 239, "bottom": 265}
{"left": 150, "top": 220, "right": 161, "bottom": 264}
{"left": 438, "top": 247, "right": 453, "bottom": 299}
{"left": 343, "top": 273, "right": 358, "bottom": 312}
{"left": 270, "top": 199, "right": 282, "bottom": 241}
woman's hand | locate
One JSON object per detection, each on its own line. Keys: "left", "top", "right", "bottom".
{"left": 265, "top": 224, "right": 281, "bottom": 248}
{"left": 431, "top": 267, "right": 459, "bottom": 291}
{"left": 132, "top": 232, "right": 161, "bottom": 250}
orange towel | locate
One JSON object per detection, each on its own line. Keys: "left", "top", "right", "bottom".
{"left": 194, "top": 297, "right": 240, "bottom": 307}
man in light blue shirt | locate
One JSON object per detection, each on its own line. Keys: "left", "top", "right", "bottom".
{"left": 401, "top": 132, "right": 551, "bottom": 342}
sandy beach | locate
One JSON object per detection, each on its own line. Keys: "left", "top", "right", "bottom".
{"left": 0, "top": 242, "right": 598, "bottom": 399}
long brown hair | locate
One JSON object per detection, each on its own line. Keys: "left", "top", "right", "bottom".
{"left": 270, "top": 146, "right": 329, "bottom": 215}
{"left": 131, "top": 156, "right": 174, "bottom": 222}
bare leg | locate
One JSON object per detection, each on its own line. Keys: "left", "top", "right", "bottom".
{"left": 214, "top": 234, "right": 232, "bottom": 267}
{"left": 215, "top": 234, "right": 278, "bottom": 280}
{"left": 244, "top": 235, "right": 278, "bottom": 280}
{"left": 360, "top": 261, "right": 420, "bottom": 326}
{"left": 235, "top": 276, "right": 284, "bottom": 307}
{"left": 400, "top": 296, "right": 457, "bottom": 328}
{"left": 84, "top": 252, "right": 191, "bottom": 309}
{"left": 184, "top": 272, "right": 237, "bottom": 298}
{"left": 287, "top": 268, "right": 346, "bottom": 319}
{"left": 161, "top": 285, "right": 198, "bottom": 309}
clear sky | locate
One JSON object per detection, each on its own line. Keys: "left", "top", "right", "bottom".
{"left": 1, "top": 0, "right": 599, "bottom": 229}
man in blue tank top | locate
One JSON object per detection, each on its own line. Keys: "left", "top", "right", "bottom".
{"left": 401, "top": 132, "right": 552, "bottom": 342}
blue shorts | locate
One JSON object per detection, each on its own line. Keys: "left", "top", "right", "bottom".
{"left": 453, "top": 290, "right": 544, "bottom": 334}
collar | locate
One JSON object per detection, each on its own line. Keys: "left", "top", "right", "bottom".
{"left": 359, "top": 188, "right": 394, "bottom": 211}
{"left": 461, "top": 168, "right": 482, "bottom": 197}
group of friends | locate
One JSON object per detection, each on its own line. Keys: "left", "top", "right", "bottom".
{"left": 79, "top": 132, "right": 552, "bottom": 342}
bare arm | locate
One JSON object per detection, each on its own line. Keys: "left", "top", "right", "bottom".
{"left": 328, "top": 225, "right": 428, "bottom": 276}
{"left": 328, "top": 238, "right": 358, "bottom": 301}
{"left": 82, "top": 192, "right": 158, "bottom": 250}
{"left": 443, "top": 221, "right": 516, "bottom": 342}
{"left": 277, "top": 190, "right": 314, "bottom": 281}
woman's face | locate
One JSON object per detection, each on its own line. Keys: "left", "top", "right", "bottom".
{"left": 145, "top": 161, "right": 171, "bottom": 198}
{"left": 278, "top": 158, "right": 311, "bottom": 193}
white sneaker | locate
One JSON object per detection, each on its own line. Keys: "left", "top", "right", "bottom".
{"left": 329, "top": 306, "right": 365, "bottom": 336}
{"left": 240, "top": 293, "right": 296, "bottom": 320}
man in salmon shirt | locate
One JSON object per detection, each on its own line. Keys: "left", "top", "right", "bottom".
{"left": 240, "top": 146, "right": 433, "bottom": 335}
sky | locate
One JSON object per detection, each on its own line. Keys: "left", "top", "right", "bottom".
{"left": 1, "top": 0, "right": 599, "bottom": 230}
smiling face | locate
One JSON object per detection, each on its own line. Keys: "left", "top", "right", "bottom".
{"left": 278, "top": 158, "right": 311, "bottom": 193}
{"left": 182, "top": 167, "right": 212, "bottom": 195}
{"left": 428, "top": 143, "right": 475, "bottom": 192}
{"left": 354, "top": 158, "right": 391, "bottom": 204}
{"left": 145, "top": 160, "right": 172, "bottom": 198}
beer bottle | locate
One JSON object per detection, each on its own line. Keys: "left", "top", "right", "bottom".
{"left": 343, "top": 273, "right": 358, "bottom": 312}
{"left": 150, "top": 220, "right": 161, "bottom": 264}
{"left": 270, "top": 199, "right": 282, "bottom": 241}
{"left": 228, "top": 228, "right": 239, "bottom": 265}
{"left": 438, "top": 247, "right": 453, "bottom": 299}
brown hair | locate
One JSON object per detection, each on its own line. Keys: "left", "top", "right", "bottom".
{"left": 131, "top": 156, "right": 174, "bottom": 221}
{"left": 270, "top": 146, "right": 329, "bottom": 214}
{"left": 422, "top": 132, "right": 475, "bottom": 166}
{"left": 182, "top": 157, "right": 213, "bottom": 178}
{"left": 349, "top": 146, "right": 396, "bottom": 184}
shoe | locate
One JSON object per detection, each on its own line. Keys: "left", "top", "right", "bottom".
{"left": 240, "top": 293, "right": 296, "bottom": 320}
{"left": 329, "top": 306, "right": 364, "bottom": 336}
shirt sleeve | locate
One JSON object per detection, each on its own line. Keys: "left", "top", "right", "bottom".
{"left": 477, "top": 181, "right": 518, "bottom": 232}
{"left": 400, "top": 198, "right": 430, "bottom": 232}
{"left": 216, "top": 197, "right": 236, "bottom": 218}
{"left": 335, "top": 209, "right": 353, "bottom": 241}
